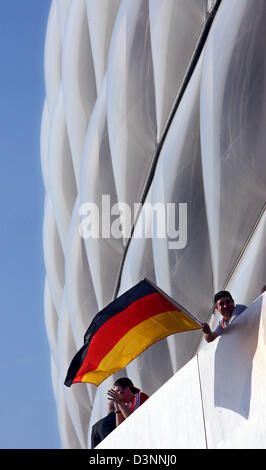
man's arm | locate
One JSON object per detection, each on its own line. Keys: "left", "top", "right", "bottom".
{"left": 114, "top": 401, "right": 132, "bottom": 423}
{"left": 202, "top": 323, "right": 218, "bottom": 343}
{"left": 107, "top": 389, "right": 132, "bottom": 426}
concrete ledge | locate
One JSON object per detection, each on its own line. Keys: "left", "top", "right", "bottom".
{"left": 97, "top": 293, "right": 266, "bottom": 449}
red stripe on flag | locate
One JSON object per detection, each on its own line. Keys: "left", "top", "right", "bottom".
{"left": 74, "top": 292, "right": 179, "bottom": 381}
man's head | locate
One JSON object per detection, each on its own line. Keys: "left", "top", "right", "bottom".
{"left": 113, "top": 378, "right": 140, "bottom": 403}
{"left": 214, "top": 290, "right": 235, "bottom": 318}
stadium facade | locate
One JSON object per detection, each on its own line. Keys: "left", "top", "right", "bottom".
{"left": 41, "top": 0, "right": 266, "bottom": 448}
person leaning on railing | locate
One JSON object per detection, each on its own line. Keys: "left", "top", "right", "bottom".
{"left": 202, "top": 290, "right": 246, "bottom": 343}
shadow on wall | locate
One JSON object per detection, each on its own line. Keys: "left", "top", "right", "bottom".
{"left": 214, "top": 296, "right": 262, "bottom": 419}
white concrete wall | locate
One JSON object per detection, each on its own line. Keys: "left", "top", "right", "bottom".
{"left": 97, "top": 293, "right": 266, "bottom": 449}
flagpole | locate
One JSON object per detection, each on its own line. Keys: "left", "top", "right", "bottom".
{"left": 144, "top": 278, "right": 203, "bottom": 327}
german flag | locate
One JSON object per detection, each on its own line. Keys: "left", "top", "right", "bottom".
{"left": 64, "top": 279, "right": 202, "bottom": 387}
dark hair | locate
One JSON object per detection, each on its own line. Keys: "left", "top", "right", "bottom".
{"left": 114, "top": 377, "right": 140, "bottom": 394}
{"left": 214, "top": 290, "right": 233, "bottom": 304}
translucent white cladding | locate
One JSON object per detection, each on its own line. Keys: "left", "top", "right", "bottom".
{"left": 40, "top": 101, "right": 50, "bottom": 193}
{"left": 64, "top": 198, "right": 98, "bottom": 349}
{"left": 56, "top": 0, "right": 71, "bottom": 42}
{"left": 44, "top": 0, "right": 62, "bottom": 116}
{"left": 44, "top": 279, "right": 58, "bottom": 369}
{"left": 149, "top": 53, "right": 213, "bottom": 371}
{"left": 62, "top": 0, "right": 97, "bottom": 187}
{"left": 200, "top": 0, "right": 266, "bottom": 292}
{"left": 149, "top": 0, "right": 207, "bottom": 140}
{"left": 106, "top": 0, "right": 157, "bottom": 210}
{"left": 86, "top": 0, "right": 121, "bottom": 94}
{"left": 41, "top": 0, "right": 266, "bottom": 449}
{"left": 43, "top": 196, "right": 64, "bottom": 314}
{"left": 47, "top": 86, "right": 77, "bottom": 251}
{"left": 79, "top": 77, "right": 124, "bottom": 309}
{"left": 207, "top": 0, "right": 216, "bottom": 11}
{"left": 151, "top": 54, "right": 213, "bottom": 322}
{"left": 226, "top": 209, "right": 266, "bottom": 306}
{"left": 57, "top": 292, "right": 93, "bottom": 448}
{"left": 106, "top": 0, "right": 208, "bottom": 229}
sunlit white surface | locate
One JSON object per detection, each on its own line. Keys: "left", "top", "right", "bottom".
{"left": 98, "top": 295, "right": 266, "bottom": 449}
{"left": 41, "top": 0, "right": 266, "bottom": 448}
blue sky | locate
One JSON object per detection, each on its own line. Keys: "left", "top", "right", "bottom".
{"left": 0, "top": 1, "right": 61, "bottom": 448}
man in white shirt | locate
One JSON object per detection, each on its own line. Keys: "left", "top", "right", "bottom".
{"left": 202, "top": 290, "right": 246, "bottom": 343}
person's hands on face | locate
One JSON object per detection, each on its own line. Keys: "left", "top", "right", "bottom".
{"left": 107, "top": 388, "right": 122, "bottom": 404}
